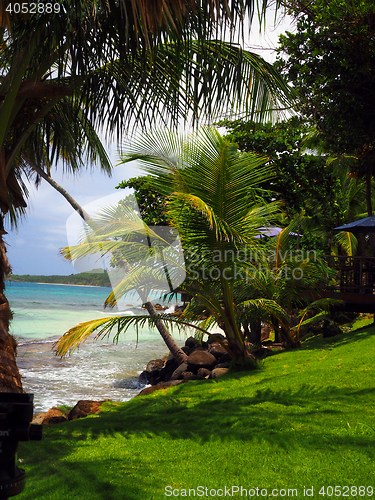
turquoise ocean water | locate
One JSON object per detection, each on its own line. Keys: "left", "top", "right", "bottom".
{"left": 6, "top": 281, "right": 185, "bottom": 412}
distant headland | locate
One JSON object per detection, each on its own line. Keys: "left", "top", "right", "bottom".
{"left": 5, "top": 269, "right": 112, "bottom": 287}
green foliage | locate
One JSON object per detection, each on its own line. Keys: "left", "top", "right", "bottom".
{"left": 120, "top": 127, "right": 282, "bottom": 356}
{"left": 236, "top": 217, "right": 337, "bottom": 343}
{"left": 5, "top": 270, "right": 111, "bottom": 287}
{"left": 219, "top": 117, "right": 374, "bottom": 255}
{"left": 56, "top": 127, "right": 339, "bottom": 357}
{"left": 277, "top": 1, "right": 375, "bottom": 177}
{"left": 1, "top": 1, "right": 293, "bottom": 224}
{"left": 219, "top": 117, "right": 329, "bottom": 216}
{"left": 116, "top": 176, "right": 169, "bottom": 226}
{"left": 19, "top": 323, "right": 375, "bottom": 499}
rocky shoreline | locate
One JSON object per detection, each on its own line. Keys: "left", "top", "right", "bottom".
{"left": 35, "top": 333, "right": 236, "bottom": 425}
{"left": 140, "top": 334, "right": 231, "bottom": 383}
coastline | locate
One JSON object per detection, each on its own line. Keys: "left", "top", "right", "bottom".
{"left": 32, "top": 281, "right": 110, "bottom": 288}
{"left": 5, "top": 270, "right": 112, "bottom": 288}
{"left": 6, "top": 280, "right": 111, "bottom": 288}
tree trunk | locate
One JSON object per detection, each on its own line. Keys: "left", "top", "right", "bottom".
{"left": 35, "top": 167, "right": 188, "bottom": 364}
{"left": 248, "top": 320, "right": 261, "bottom": 344}
{"left": 366, "top": 171, "right": 373, "bottom": 217}
{"left": 366, "top": 171, "right": 375, "bottom": 256}
{"left": 144, "top": 301, "right": 187, "bottom": 365}
{"left": 31, "top": 163, "right": 91, "bottom": 221}
{"left": 0, "top": 215, "right": 23, "bottom": 392}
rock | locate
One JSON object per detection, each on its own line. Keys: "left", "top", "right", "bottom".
{"left": 148, "top": 369, "right": 162, "bottom": 385}
{"left": 217, "top": 353, "right": 232, "bottom": 364}
{"left": 164, "top": 356, "right": 178, "bottom": 369}
{"left": 32, "top": 412, "right": 46, "bottom": 425}
{"left": 170, "top": 363, "right": 189, "bottom": 380}
{"left": 137, "top": 380, "right": 186, "bottom": 396}
{"left": 42, "top": 408, "right": 68, "bottom": 425}
{"left": 190, "top": 345, "right": 204, "bottom": 353}
{"left": 215, "top": 362, "right": 230, "bottom": 369}
{"left": 185, "top": 336, "right": 199, "bottom": 349}
{"left": 182, "top": 373, "right": 205, "bottom": 380}
{"left": 68, "top": 400, "right": 110, "bottom": 421}
{"left": 187, "top": 350, "right": 217, "bottom": 372}
{"left": 159, "top": 358, "right": 179, "bottom": 382}
{"left": 174, "top": 305, "right": 186, "bottom": 314}
{"left": 138, "top": 371, "right": 150, "bottom": 385}
{"left": 322, "top": 319, "right": 343, "bottom": 338}
{"left": 197, "top": 368, "right": 211, "bottom": 378}
{"left": 208, "top": 342, "right": 228, "bottom": 359}
{"left": 210, "top": 368, "right": 229, "bottom": 379}
{"left": 146, "top": 359, "right": 164, "bottom": 371}
{"left": 207, "top": 333, "right": 226, "bottom": 344}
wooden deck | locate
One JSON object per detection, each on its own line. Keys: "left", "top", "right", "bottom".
{"left": 312, "top": 256, "right": 375, "bottom": 312}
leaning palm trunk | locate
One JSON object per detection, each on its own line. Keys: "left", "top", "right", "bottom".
{"left": 39, "top": 170, "right": 187, "bottom": 364}
{"left": 0, "top": 216, "right": 23, "bottom": 392}
{"left": 143, "top": 301, "right": 187, "bottom": 364}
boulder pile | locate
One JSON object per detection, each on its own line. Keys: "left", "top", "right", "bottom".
{"left": 138, "top": 333, "right": 231, "bottom": 387}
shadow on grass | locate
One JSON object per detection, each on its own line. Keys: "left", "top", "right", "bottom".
{"left": 300, "top": 323, "right": 375, "bottom": 351}
{"left": 18, "top": 440, "right": 166, "bottom": 500}
{"left": 25, "top": 381, "right": 375, "bottom": 456}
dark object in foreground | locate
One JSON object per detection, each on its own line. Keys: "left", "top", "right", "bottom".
{"left": 0, "top": 393, "right": 42, "bottom": 499}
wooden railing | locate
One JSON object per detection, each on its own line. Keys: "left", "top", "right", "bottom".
{"left": 324, "top": 255, "right": 375, "bottom": 295}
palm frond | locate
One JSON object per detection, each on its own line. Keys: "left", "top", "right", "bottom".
{"left": 333, "top": 231, "right": 358, "bottom": 256}
{"left": 54, "top": 312, "right": 236, "bottom": 357}
{"left": 239, "top": 297, "right": 288, "bottom": 323}
{"left": 292, "top": 298, "right": 344, "bottom": 340}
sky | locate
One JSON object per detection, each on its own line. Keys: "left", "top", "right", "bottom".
{"left": 5, "top": 12, "right": 294, "bottom": 276}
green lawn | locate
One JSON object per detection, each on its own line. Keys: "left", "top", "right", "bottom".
{"left": 18, "top": 323, "right": 375, "bottom": 499}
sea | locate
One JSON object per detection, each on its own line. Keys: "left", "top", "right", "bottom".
{"left": 5, "top": 281, "right": 187, "bottom": 412}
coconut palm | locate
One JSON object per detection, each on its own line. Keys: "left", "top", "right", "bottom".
{"left": 0, "top": 0, "right": 294, "bottom": 390}
{"left": 54, "top": 127, "right": 284, "bottom": 361}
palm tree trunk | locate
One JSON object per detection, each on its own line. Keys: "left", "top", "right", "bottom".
{"left": 0, "top": 215, "right": 23, "bottom": 392}
{"left": 31, "top": 162, "right": 91, "bottom": 221}
{"left": 144, "top": 301, "right": 187, "bottom": 364}
{"left": 34, "top": 166, "right": 188, "bottom": 364}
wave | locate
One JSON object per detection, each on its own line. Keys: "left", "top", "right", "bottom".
{"left": 17, "top": 338, "right": 59, "bottom": 347}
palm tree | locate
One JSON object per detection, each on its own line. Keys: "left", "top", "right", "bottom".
{"left": 0, "top": 0, "right": 293, "bottom": 390}
{"left": 54, "top": 127, "right": 283, "bottom": 361}
{"left": 237, "top": 217, "right": 336, "bottom": 344}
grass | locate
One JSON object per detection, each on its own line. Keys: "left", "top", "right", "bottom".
{"left": 18, "top": 323, "right": 375, "bottom": 499}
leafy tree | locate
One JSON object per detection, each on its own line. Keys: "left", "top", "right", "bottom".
{"left": 277, "top": 0, "right": 375, "bottom": 215}
{"left": 219, "top": 116, "right": 375, "bottom": 255}
{"left": 218, "top": 117, "right": 329, "bottom": 219}
{"left": 237, "top": 217, "right": 336, "bottom": 344}
{"left": 116, "top": 176, "right": 169, "bottom": 226}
